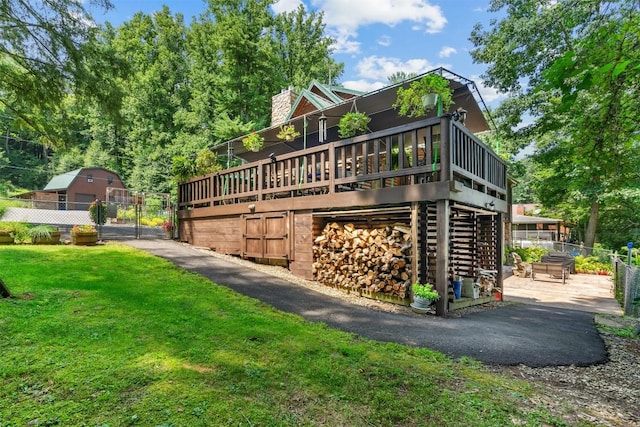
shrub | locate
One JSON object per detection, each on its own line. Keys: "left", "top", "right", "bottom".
{"left": 575, "top": 256, "right": 612, "bottom": 274}
{"left": 0, "top": 221, "right": 30, "bottom": 243}
{"left": 89, "top": 200, "right": 107, "bottom": 225}
{"left": 510, "top": 246, "right": 548, "bottom": 262}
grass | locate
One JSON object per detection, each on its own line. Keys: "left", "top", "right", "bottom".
{"left": 0, "top": 244, "right": 570, "bottom": 426}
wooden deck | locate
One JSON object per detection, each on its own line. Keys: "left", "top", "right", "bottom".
{"left": 179, "top": 116, "right": 507, "bottom": 212}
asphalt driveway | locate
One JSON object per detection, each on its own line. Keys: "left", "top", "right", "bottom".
{"left": 120, "top": 239, "right": 608, "bottom": 367}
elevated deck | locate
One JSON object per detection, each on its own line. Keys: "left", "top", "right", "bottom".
{"left": 177, "top": 115, "right": 508, "bottom": 316}
{"left": 178, "top": 116, "right": 507, "bottom": 216}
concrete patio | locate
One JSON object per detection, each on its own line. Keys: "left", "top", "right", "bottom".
{"left": 503, "top": 270, "right": 622, "bottom": 315}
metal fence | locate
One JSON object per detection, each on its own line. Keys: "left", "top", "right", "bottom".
{"left": 613, "top": 257, "right": 640, "bottom": 317}
{"left": 0, "top": 197, "right": 174, "bottom": 241}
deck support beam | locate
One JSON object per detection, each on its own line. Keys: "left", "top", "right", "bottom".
{"left": 435, "top": 198, "right": 450, "bottom": 317}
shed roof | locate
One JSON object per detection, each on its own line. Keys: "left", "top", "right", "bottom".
{"left": 512, "top": 214, "right": 562, "bottom": 225}
{"left": 42, "top": 167, "right": 124, "bottom": 191}
{"left": 43, "top": 168, "right": 83, "bottom": 191}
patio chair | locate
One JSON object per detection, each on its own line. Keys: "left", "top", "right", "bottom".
{"left": 512, "top": 253, "right": 532, "bottom": 278}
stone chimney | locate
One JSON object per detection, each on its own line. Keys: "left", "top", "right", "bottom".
{"left": 271, "top": 86, "right": 297, "bottom": 127}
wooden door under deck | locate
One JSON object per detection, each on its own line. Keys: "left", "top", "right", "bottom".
{"left": 242, "top": 212, "right": 289, "bottom": 260}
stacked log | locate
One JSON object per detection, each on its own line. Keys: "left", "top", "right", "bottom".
{"left": 312, "top": 222, "right": 412, "bottom": 298}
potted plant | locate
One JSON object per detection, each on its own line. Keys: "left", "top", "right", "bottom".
{"left": 242, "top": 131, "right": 265, "bottom": 152}
{"left": 411, "top": 281, "right": 440, "bottom": 310}
{"left": 71, "top": 224, "right": 98, "bottom": 246}
{"left": 393, "top": 74, "right": 453, "bottom": 118}
{"left": 0, "top": 223, "right": 14, "bottom": 245}
{"left": 276, "top": 124, "right": 300, "bottom": 141}
{"left": 28, "top": 225, "right": 61, "bottom": 245}
{"left": 338, "top": 112, "right": 370, "bottom": 138}
{"left": 162, "top": 220, "right": 174, "bottom": 239}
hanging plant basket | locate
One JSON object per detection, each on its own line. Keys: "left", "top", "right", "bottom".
{"left": 338, "top": 112, "right": 370, "bottom": 139}
{"left": 242, "top": 132, "right": 265, "bottom": 152}
{"left": 422, "top": 93, "right": 439, "bottom": 109}
{"left": 276, "top": 124, "right": 300, "bottom": 141}
{"left": 393, "top": 74, "right": 453, "bottom": 118}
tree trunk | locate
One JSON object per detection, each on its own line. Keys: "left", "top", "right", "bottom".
{"left": 0, "top": 277, "right": 11, "bottom": 298}
{"left": 583, "top": 200, "right": 599, "bottom": 256}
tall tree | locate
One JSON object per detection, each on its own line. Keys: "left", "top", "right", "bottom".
{"left": 111, "top": 7, "right": 191, "bottom": 193}
{"left": 471, "top": 0, "right": 640, "bottom": 250}
{"left": 272, "top": 4, "right": 343, "bottom": 90}
{"left": 0, "top": 0, "right": 114, "bottom": 145}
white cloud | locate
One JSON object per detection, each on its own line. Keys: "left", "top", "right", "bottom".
{"left": 271, "top": 0, "right": 302, "bottom": 14}
{"left": 377, "top": 35, "right": 391, "bottom": 47}
{"left": 439, "top": 46, "right": 457, "bottom": 58}
{"left": 470, "top": 74, "right": 504, "bottom": 104}
{"left": 315, "top": 0, "right": 446, "bottom": 32}
{"left": 355, "top": 56, "right": 440, "bottom": 81}
{"left": 314, "top": 0, "right": 446, "bottom": 53}
{"left": 329, "top": 28, "right": 361, "bottom": 54}
{"left": 342, "top": 79, "right": 387, "bottom": 93}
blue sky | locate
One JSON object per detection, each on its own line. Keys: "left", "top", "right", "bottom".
{"left": 93, "top": 0, "right": 505, "bottom": 106}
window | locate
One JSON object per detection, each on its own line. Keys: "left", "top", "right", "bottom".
{"left": 108, "top": 176, "right": 113, "bottom": 185}
{"left": 87, "top": 174, "right": 93, "bottom": 183}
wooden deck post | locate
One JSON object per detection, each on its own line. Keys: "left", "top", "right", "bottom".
{"left": 435, "top": 198, "right": 450, "bottom": 316}
{"left": 411, "top": 202, "right": 419, "bottom": 284}
{"left": 439, "top": 115, "right": 452, "bottom": 182}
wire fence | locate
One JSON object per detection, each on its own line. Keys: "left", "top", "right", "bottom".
{"left": 0, "top": 197, "right": 175, "bottom": 241}
{"left": 613, "top": 257, "right": 640, "bottom": 317}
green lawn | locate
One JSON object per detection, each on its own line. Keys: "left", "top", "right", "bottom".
{"left": 0, "top": 244, "right": 569, "bottom": 426}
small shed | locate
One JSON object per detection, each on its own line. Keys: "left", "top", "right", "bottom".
{"left": 16, "top": 167, "right": 127, "bottom": 210}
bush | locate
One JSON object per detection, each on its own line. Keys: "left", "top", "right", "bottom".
{"left": 509, "top": 246, "right": 549, "bottom": 262}
{"left": 575, "top": 256, "right": 612, "bottom": 274}
{"left": 89, "top": 200, "right": 107, "bottom": 225}
{"left": 0, "top": 221, "right": 30, "bottom": 243}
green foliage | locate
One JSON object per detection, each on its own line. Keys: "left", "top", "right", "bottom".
{"left": 172, "top": 155, "right": 196, "bottom": 182}
{"left": 0, "top": 0, "right": 114, "bottom": 145}
{"left": 195, "top": 149, "right": 223, "bottom": 176}
{"left": 0, "top": 245, "right": 566, "bottom": 425}
{"left": 89, "top": 200, "right": 107, "bottom": 225}
{"left": 271, "top": 4, "right": 344, "bottom": 90}
{"left": 242, "top": 132, "right": 265, "bottom": 152}
{"left": 0, "top": 221, "right": 30, "bottom": 242}
{"left": 1, "top": 0, "right": 344, "bottom": 195}
{"left": 276, "top": 124, "right": 301, "bottom": 141}
{"left": 212, "top": 112, "right": 256, "bottom": 143}
{"left": 471, "top": 0, "right": 640, "bottom": 251}
{"left": 412, "top": 282, "right": 440, "bottom": 301}
{"left": 338, "top": 112, "right": 370, "bottom": 138}
{"left": 27, "top": 225, "right": 59, "bottom": 244}
{"left": 393, "top": 74, "right": 453, "bottom": 118}
{"left": 387, "top": 71, "right": 418, "bottom": 84}
{"left": 0, "top": 198, "right": 27, "bottom": 219}
{"left": 574, "top": 256, "right": 612, "bottom": 274}
{"left": 509, "top": 246, "right": 549, "bottom": 263}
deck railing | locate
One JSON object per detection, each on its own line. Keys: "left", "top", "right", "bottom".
{"left": 178, "top": 117, "right": 507, "bottom": 209}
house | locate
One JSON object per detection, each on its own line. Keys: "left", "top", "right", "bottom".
{"left": 511, "top": 204, "right": 569, "bottom": 247}
{"left": 177, "top": 68, "right": 509, "bottom": 317}
{"left": 16, "top": 167, "right": 127, "bottom": 210}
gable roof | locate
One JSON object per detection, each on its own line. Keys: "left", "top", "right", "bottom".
{"left": 286, "top": 81, "right": 364, "bottom": 121}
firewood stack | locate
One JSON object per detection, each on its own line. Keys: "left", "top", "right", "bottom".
{"left": 312, "top": 222, "right": 412, "bottom": 298}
